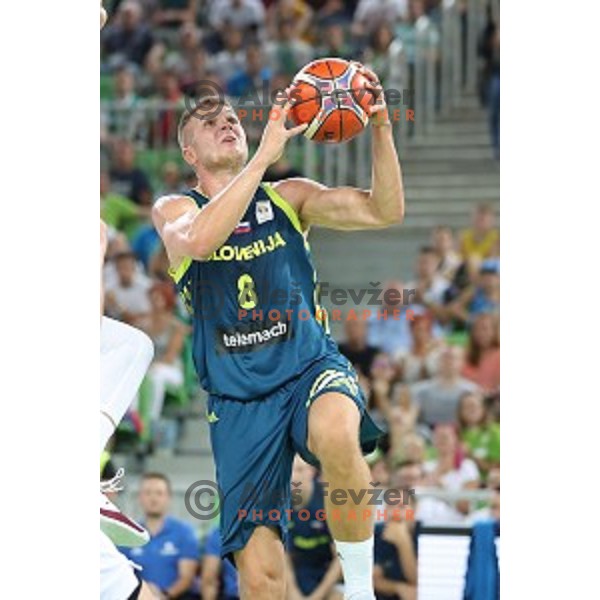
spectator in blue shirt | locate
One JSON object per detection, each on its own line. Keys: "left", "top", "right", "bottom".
{"left": 286, "top": 456, "right": 343, "bottom": 600}
{"left": 201, "top": 527, "right": 239, "bottom": 600}
{"left": 226, "top": 42, "right": 272, "bottom": 98}
{"left": 110, "top": 138, "right": 153, "bottom": 207}
{"left": 373, "top": 490, "right": 418, "bottom": 600}
{"left": 121, "top": 473, "right": 200, "bottom": 599}
{"left": 367, "top": 281, "right": 444, "bottom": 356}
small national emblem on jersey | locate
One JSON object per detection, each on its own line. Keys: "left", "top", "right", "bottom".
{"left": 234, "top": 221, "right": 252, "bottom": 235}
{"left": 256, "top": 200, "right": 274, "bottom": 224}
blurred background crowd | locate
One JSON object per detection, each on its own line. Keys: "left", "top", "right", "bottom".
{"left": 101, "top": 1, "right": 500, "bottom": 598}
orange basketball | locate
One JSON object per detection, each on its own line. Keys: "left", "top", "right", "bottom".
{"left": 289, "top": 58, "right": 376, "bottom": 144}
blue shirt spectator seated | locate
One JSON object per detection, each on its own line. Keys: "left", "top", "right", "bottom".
{"left": 120, "top": 473, "right": 200, "bottom": 599}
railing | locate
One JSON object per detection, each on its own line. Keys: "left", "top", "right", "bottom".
{"left": 101, "top": 1, "right": 489, "bottom": 187}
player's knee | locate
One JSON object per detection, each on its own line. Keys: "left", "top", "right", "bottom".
{"left": 310, "top": 419, "right": 360, "bottom": 471}
{"left": 137, "top": 581, "right": 159, "bottom": 600}
{"left": 314, "top": 429, "right": 361, "bottom": 475}
{"left": 309, "top": 395, "right": 360, "bottom": 464}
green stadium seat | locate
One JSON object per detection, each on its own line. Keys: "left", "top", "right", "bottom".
{"left": 100, "top": 74, "right": 115, "bottom": 101}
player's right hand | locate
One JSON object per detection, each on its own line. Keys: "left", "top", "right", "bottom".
{"left": 255, "top": 90, "right": 308, "bottom": 168}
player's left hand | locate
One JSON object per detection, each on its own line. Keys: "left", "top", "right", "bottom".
{"left": 255, "top": 89, "right": 309, "bottom": 168}
{"left": 352, "top": 62, "right": 388, "bottom": 120}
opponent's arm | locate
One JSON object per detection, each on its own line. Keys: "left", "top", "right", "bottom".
{"left": 306, "top": 553, "right": 342, "bottom": 600}
{"left": 274, "top": 67, "right": 404, "bottom": 231}
{"left": 201, "top": 555, "right": 221, "bottom": 600}
{"left": 284, "top": 554, "right": 305, "bottom": 600}
{"left": 152, "top": 101, "right": 307, "bottom": 268}
{"left": 163, "top": 558, "right": 198, "bottom": 599}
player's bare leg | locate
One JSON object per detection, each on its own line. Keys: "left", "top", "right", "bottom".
{"left": 308, "top": 394, "right": 376, "bottom": 600}
{"left": 100, "top": 317, "right": 154, "bottom": 453}
{"left": 99, "top": 23, "right": 152, "bottom": 551}
{"left": 138, "top": 582, "right": 159, "bottom": 600}
{"left": 234, "top": 527, "right": 286, "bottom": 600}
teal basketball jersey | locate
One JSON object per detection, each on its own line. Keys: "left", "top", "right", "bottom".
{"left": 170, "top": 183, "right": 338, "bottom": 400}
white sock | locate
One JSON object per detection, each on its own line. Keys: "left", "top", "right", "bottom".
{"left": 335, "top": 537, "right": 376, "bottom": 600}
{"left": 100, "top": 318, "right": 154, "bottom": 453}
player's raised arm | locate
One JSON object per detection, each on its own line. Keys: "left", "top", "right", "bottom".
{"left": 274, "top": 66, "right": 404, "bottom": 231}
{"left": 152, "top": 96, "right": 307, "bottom": 268}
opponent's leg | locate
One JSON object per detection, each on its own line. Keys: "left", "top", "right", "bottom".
{"left": 235, "top": 526, "right": 286, "bottom": 600}
{"left": 100, "top": 317, "right": 154, "bottom": 453}
{"left": 100, "top": 530, "right": 144, "bottom": 600}
{"left": 308, "top": 393, "right": 375, "bottom": 600}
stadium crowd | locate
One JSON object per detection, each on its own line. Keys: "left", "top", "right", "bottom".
{"left": 101, "top": 1, "right": 500, "bottom": 598}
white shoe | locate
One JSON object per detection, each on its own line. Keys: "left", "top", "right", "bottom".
{"left": 100, "top": 469, "right": 149, "bottom": 547}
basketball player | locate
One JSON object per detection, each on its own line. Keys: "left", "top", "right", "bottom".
{"left": 153, "top": 71, "right": 403, "bottom": 600}
{"left": 100, "top": 4, "right": 157, "bottom": 599}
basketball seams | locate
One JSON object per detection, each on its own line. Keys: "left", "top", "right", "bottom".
{"left": 325, "top": 59, "right": 343, "bottom": 143}
{"left": 291, "top": 58, "right": 370, "bottom": 143}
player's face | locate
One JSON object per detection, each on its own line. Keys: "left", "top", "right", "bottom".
{"left": 115, "top": 257, "right": 135, "bottom": 284}
{"left": 434, "top": 426, "right": 456, "bottom": 454}
{"left": 139, "top": 479, "right": 171, "bottom": 518}
{"left": 382, "top": 281, "right": 404, "bottom": 308}
{"left": 370, "top": 460, "right": 390, "bottom": 487}
{"left": 460, "top": 393, "right": 485, "bottom": 425}
{"left": 490, "top": 491, "right": 500, "bottom": 519}
{"left": 395, "top": 465, "right": 421, "bottom": 491}
{"left": 412, "top": 318, "right": 430, "bottom": 342}
{"left": 440, "top": 346, "right": 463, "bottom": 376}
{"left": 371, "top": 353, "right": 394, "bottom": 381}
{"left": 481, "top": 272, "right": 499, "bottom": 293}
{"left": 417, "top": 253, "right": 438, "bottom": 278}
{"left": 474, "top": 209, "right": 494, "bottom": 231}
{"left": 473, "top": 314, "right": 495, "bottom": 347}
{"left": 345, "top": 319, "right": 366, "bottom": 344}
{"left": 403, "top": 435, "right": 425, "bottom": 462}
{"left": 487, "top": 468, "right": 500, "bottom": 489}
{"left": 433, "top": 228, "right": 453, "bottom": 252}
{"left": 184, "top": 107, "right": 248, "bottom": 172}
{"left": 150, "top": 288, "right": 166, "bottom": 311}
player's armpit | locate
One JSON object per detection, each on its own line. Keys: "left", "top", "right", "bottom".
{"left": 274, "top": 178, "right": 398, "bottom": 231}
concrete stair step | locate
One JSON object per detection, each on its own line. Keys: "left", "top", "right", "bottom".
{"left": 438, "top": 107, "right": 488, "bottom": 121}
{"left": 412, "top": 132, "right": 491, "bottom": 147}
{"left": 144, "top": 454, "right": 215, "bottom": 480}
{"left": 178, "top": 417, "right": 212, "bottom": 452}
{"left": 406, "top": 202, "right": 498, "bottom": 216}
{"left": 452, "top": 94, "right": 482, "bottom": 110}
{"left": 407, "top": 186, "right": 498, "bottom": 201}
{"left": 404, "top": 172, "right": 499, "bottom": 188}
{"left": 402, "top": 159, "right": 499, "bottom": 175}
{"left": 427, "top": 121, "right": 489, "bottom": 135}
{"left": 405, "top": 146, "right": 495, "bottom": 161}
{"left": 400, "top": 214, "right": 478, "bottom": 229}
{"left": 310, "top": 228, "right": 426, "bottom": 284}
